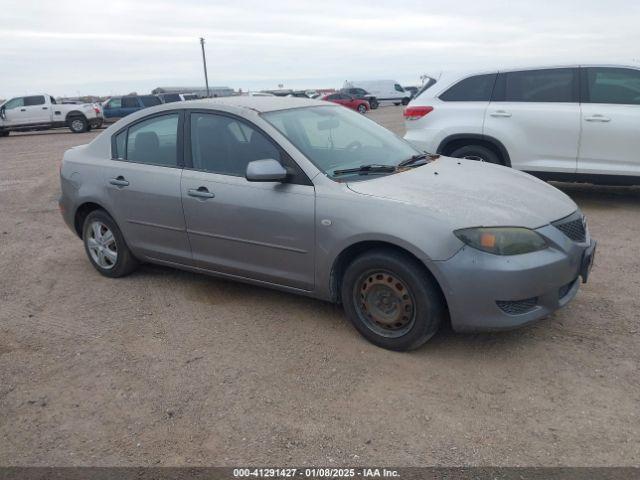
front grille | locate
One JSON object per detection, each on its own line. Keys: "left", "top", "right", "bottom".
{"left": 496, "top": 297, "right": 538, "bottom": 315}
{"left": 558, "top": 278, "right": 577, "bottom": 299}
{"left": 553, "top": 213, "right": 586, "bottom": 243}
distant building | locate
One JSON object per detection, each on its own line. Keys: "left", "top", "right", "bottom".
{"left": 151, "top": 86, "right": 235, "bottom": 98}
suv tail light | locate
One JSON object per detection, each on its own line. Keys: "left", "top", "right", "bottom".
{"left": 403, "top": 106, "right": 433, "bottom": 120}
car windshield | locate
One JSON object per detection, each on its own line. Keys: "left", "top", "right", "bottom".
{"left": 262, "top": 106, "right": 421, "bottom": 179}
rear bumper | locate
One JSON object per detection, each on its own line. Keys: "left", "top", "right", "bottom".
{"left": 435, "top": 222, "right": 594, "bottom": 332}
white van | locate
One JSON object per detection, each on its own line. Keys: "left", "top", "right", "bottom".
{"left": 344, "top": 80, "right": 411, "bottom": 106}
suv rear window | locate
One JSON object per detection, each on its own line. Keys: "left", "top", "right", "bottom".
{"left": 440, "top": 74, "right": 496, "bottom": 101}
{"left": 499, "top": 68, "right": 577, "bottom": 103}
{"left": 140, "top": 95, "right": 162, "bottom": 107}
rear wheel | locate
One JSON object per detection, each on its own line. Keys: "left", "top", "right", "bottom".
{"left": 83, "top": 210, "right": 138, "bottom": 278}
{"left": 0, "top": 130, "right": 9, "bottom": 137}
{"left": 68, "top": 116, "right": 88, "bottom": 133}
{"left": 401, "top": 97, "right": 410, "bottom": 105}
{"left": 450, "top": 144, "right": 502, "bottom": 165}
{"left": 369, "top": 98, "right": 379, "bottom": 109}
{"left": 341, "top": 249, "right": 445, "bottom": 351}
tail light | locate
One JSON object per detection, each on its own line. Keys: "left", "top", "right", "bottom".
{"left": 403, "top": 106, "right": 433, "bottom": 120}
{"left": 94, "top": 106, "right": 101, "bottom": 114}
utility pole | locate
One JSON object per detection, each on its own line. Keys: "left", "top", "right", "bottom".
{"left": 200, "top": 37, "right": 210, "bottom": 97}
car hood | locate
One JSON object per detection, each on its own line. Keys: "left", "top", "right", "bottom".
{"left": 346, "top": 157, "right": 577, "bottom": 230}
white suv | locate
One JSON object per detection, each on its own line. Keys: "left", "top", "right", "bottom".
{"left": 403, "top": 65, "right": 640, "bottom": 185}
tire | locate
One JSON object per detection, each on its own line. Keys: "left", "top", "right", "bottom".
{"left": 82, "top": 210, "right": 138, "bottom": 278}
{"left": 401, "top": 97, "right": 410, "bottom": 106}
{"left": 357, "top": 104, "right": 367, "bottom": 114}
{"left": 341, "top": 249, "right": 445, "bottom": 351}
{"left": 68, "top": 115, "right": 88, "bottom": 133}
{"left": 0, "top": 130, "right": 9, "bottom": 137}
{"left": 369, "top": 98, "right": 379, "bottom": 109}
{"left": 449, "top": 144, "right": 502, "bottom": 165}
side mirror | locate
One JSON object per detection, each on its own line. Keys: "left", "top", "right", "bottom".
{"left": 246, "top": 159, "right": 288, "bottom": 182}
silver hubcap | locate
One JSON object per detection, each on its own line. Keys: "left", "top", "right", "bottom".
{"left": 72, "top": 120, "right": 84, "bottom": 131}
{"left": 87, "top": 221, "right": 117, "bottom": 269}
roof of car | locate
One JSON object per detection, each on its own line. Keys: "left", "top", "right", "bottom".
{"left": 179, "top": 96, "right": 327, "bottom": 113}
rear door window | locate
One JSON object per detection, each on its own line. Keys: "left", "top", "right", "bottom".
{"left": 24, "top": 95, "right": 46, "bottom": 106}
{"left": 498, "top": 68, "right": 577, "bottom": 102}
{"left": 122, "top": 97, "right": 139, "bottom": 108}
{"left": 440, "top": 74, "right": 497, "bottom": 101}
{"left": 584, "top": 67, "right": 640, "bottom": 105}
{"left": 124, "top": 114, "right": 179, "bottom": 166}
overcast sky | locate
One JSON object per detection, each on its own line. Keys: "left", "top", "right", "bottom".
{"left": 1, "top": 0, "right": 639, "bottom": 97}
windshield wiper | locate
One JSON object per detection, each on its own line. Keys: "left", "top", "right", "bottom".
{"left": 397, "top": 152, "right": 439, "bottom": 168}
{"left": 333, "top": 164, "right": 398, "bottom": 176}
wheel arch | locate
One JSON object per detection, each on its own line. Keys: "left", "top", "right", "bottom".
{"left": 65, "top": 110, "right": 87, "bottom": 122}
{"left": 329, "top": 240, "right": 450, "bottom": 315}
{"left": 437, "top": 133, "right": 511, "bottom": 167}
{"left": 73, "top": 201, "right": 114, "bottom": 238}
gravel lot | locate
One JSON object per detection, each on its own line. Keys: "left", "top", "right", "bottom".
{"left": 1, "top": 106, "right": 639, "bottom": 466}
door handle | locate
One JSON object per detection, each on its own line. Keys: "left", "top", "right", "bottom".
{"left": 584, "top": 115, "right": 611, "bottom": 122}
{"left": 188, "top": 187, "right": 215, "bottom": 199}
{"left": 490, "top": 110, "right": 512, "bottom": 118}
{"left": 20, "top": 108, "right": 26, "bottom": 112}
{"left": 109, "top": 176, "right": 129, "bottom": 187}
{"left": 42, "top": 107, "right": 48, "bottom": 110}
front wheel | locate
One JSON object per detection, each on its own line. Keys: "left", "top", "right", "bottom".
{"left": 68, "top": 116, "right": 88, "bottom": 133}
{"left": 341, "top": 249, "right": 445, "bottom": 351}
{"left": 83, "top": 210, "right": 138, "bottom": 278}
{"left": 357, "top": 104, "right": 367, "bottom": 114}
{"left": 401, "top": 97, "right": 410, "bottom": 106}
{"left": 450, "top": 145, "right": 501, "bottom": 165}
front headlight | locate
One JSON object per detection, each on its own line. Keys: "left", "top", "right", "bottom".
{"left": 454, "top": 227, "right": 548, "bottom": 255}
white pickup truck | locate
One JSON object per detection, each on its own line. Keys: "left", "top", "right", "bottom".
{"left": 0, "top": 94, "right": 103, "bottom": 136}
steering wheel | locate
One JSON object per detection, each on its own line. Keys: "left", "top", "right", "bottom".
{"left": 345, "top": 140, "right": 363, "bottom": 151}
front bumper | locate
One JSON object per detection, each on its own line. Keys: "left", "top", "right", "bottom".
{"left": 435, "top": 221, "right": 594, "bottom": 332}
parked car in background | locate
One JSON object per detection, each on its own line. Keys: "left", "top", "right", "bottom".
{"left": 323, "top": 93, "right": 370, "bottom": 113}
{"left": 344, "top": 80, "right": 411, "bottom": 106}
{"left": 59, "top": 97, "right": 595, "bottom": 351}
{"left": 341, "top": 87, "right": 379, "bottom": 109}
{"left": 0, "top": 94, "right": 103, "bottom": 135}
{"left": 404, "top": 64, "right": 640, "bottom": 184}
{"left": 102, "top": 95, "right": 162, "bottom": 123}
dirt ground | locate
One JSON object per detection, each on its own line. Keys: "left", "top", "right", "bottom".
{"left": 1, "top": 106, "right": 639, "bottom": 467}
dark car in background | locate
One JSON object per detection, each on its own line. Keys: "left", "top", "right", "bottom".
{"left": 102, "top": 95, "right": 162, "bottom": 122}
{"left": 340, "top": 87, "right": 379, "bottom": 109}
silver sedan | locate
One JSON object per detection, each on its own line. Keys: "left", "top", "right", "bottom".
{"left": 59, "top": 97, "right": 596, "bottom": 350}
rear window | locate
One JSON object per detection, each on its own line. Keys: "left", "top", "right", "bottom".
{"left": 440, "top": 74, "right": 496, "bottom": 102}
{"left": 499, "top": 68, "right": 576, "bottom": 103}
{"left": 140, "top": 95, "right": 162, "bottom": 107}
{"left": 24, "top": 95, "right": 46, "bottom": 106}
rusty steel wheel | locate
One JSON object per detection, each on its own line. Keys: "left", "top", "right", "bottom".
{"left": 353, "top": 269, "right": 416, "bottom": 338}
